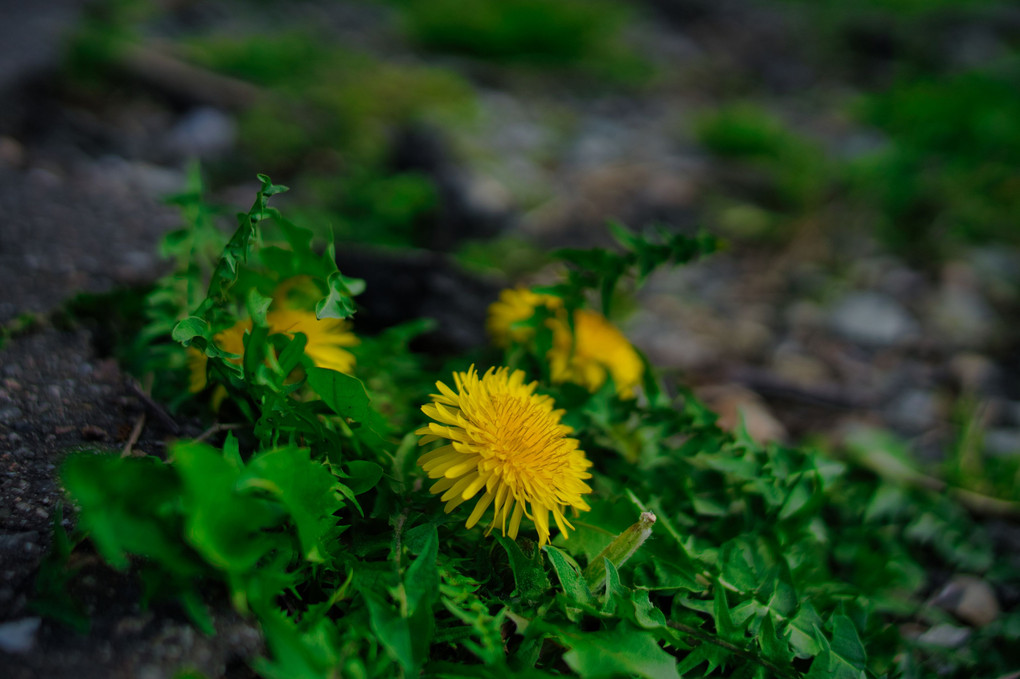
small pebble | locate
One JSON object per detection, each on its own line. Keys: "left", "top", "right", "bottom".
{"left": 0, "top": 406, "right": 23, "bottom": 423}
{"left": 828, "top": 291, "right": 919, "bottom": 346}
{"left": 933, "top": 575, "right": 1000, "bottom": 627}
{"left": 984, "top": 429, "right": 1020, "bottom": 458}
{"left": 917, "top": 623, "right": 970, "bottom": 649}
{"left": 0, "top": 618, "right": 41, "bottom": 654}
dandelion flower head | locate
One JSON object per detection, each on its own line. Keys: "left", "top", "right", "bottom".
{"left": 264, "top": 307, "right": 358, "bottom": 375}
{"left": 187, "top": 319, "right": 251, "bottom": 393}
{"left": 416, "top": 366, "right": 592, "bottom": 547}
{"left": 187, "top": 278, "right": 358, "bottom": 392}
{"left": 548, "top": 310, "right": 644, "bottom": 399}
{"left": 486, "top": 287, "right": 644, "bottom": 398}
{"left": 486, "top": 287, "right": 562, "bottom": 347}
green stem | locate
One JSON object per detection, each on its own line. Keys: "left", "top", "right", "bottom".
{"left": 666, "top": 620, "right": 798, "bottom": 679}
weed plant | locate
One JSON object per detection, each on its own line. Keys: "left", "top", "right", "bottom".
{"left": 35, "top": 174, "right": 1019, "bottom": 678}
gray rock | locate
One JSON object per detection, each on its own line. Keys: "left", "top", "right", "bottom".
{"left": 13, "top": 446, "right": 35, "bottom": 460}
{"left": 967, "top": 246, "right": 1020, "bottom": 304}
{"left": 0, "top": 1, "right": 87, "bottom": 94}
{"left": 932, "top": 575, "right": 1000, "bottom": 627}
{"left": 983, "top": 428, "right": 1020, "bottom": 458}
{"left": 0, "top": 405, "right": 23, "bottom": 423}
{"left": 0, "top": 531, "right": 39, "bottom": 553}
{"left": 828, "top": 291, "right": 919, "bottom": 346}
{"left": 949, "top": 353, "right": 999, "bottom": 394}
{"left": 927, "top": 278, "right": 998, "bottom": 348}
{"left": 886, "top": 389, "right": 940, "bottom": 433}
{"left": 99, "top": 157, "right": 187, "bottom": 198}
{"left": 917, "top": 624, "right": 971, "bottom": 649}
{"left": 0, "top": 618, "right": 41, "bottom": 654}
{"left": 166, "top": 107, "right": 237, "bottom": 159}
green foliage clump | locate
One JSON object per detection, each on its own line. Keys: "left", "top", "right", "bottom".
{"left": 185, "top": 32, "right": 475, "bottom": 168}
{"left": 39, "top": 176, "right": 1019, "bottom": 678}
{"left": 61, "top": 0, "right": 154, "bottom": 85}
{"left": 297, "top": 169, "right": 440, "bottom": 248}
{"left": 694, "top": 104, "right": 829, "bottom": 238}
{"left": 394, "top": 0, "right": 652, "bottom": 83}
{"left": 852, "top": 68, "right": 1020, "bottom": 251}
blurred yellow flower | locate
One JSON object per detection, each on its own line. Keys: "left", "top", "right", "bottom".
{"left": 486, "top": 287, "right": 643, "bottom": 398}
{"left": 486, "top": 287, "right": 561, "bottom": 347}
{"left": 187, "top": 320, "right": 251, "bottom": 393}
{"left": 264, "top": 308, "right": 358, "bottom": 375}
{"left": 187, "top": 278, "right": 358, "bottom": 392}
{"left": 548, "top": 309, "right": 644, "bottom": 399}
{"left": 416, "top": 366, "right": 592, "bottom": 548}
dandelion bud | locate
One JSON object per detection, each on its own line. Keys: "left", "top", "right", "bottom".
{"left": 583, "top": 511, "right": 656, "bottom": 591}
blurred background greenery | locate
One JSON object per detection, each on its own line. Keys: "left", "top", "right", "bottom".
{"left": 49, "top": 0, "right": 1020, "bottom": 259}
{"left": 1, "top": 0, "right": 1017, "bottom": 492}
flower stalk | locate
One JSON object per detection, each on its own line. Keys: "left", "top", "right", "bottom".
{"left": 583, "top": 511, "right": 656, "bottom": 592}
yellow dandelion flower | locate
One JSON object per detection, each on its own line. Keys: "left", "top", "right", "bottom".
{"left": 186, "top": 306, "right": 358, "bottom": 392}
{"left": 187, "top": 319, "right": 252, "bottom": 393}
{"left": 486, "top": 287, "right": 644, "bottom": 398}
{"left": 548, "top": 310, "right": 644, "bottom": 398}
{"left": 486, "top": 287, "right": 562, "bottom": 347}
{"left": 265, "top": 308, "right": 358, "bottom": 374}
{"left": 416, "top": 365, "right": 593, "bottom": 548}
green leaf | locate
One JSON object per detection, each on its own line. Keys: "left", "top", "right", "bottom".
{"left": 404, "top": 525, "right": 439, "bottom": 615}
{"left": 222, "top": 432, "right": 243, "bottom": 469}
{"left": 247, "top": 287, "right": 273, "bottom": 327}
{"left": 364, "top": 591, "right": 433, "bottom": 676}
{"left": 823, "top": 614, "right": 867, "bottom": 677}
{"left": 172, "top": 441, "right": 281, "bottom": 572}
{"left": 306, "top": 367, "right": 373, "bottom": 422}
{"left": 621, "top": 588, "right": 669, "bottom": 631}
{"left": 561, "top": 624, "right": 681, "bottom": 679}
{"left": 676, "top": 644, "right": 729, "bottom": 677}
{"left": 602, "top": 557, "right": 625, "bottom": 613}
{"left": 29, "top": 504, "right": 89, "bottom": 632}
{"left": 252, "top": 605, "right": 340, "bottom": 679}
{"left": 496, "top": 537, "right": 551, "bottom": 605}
{"left": 61, "top": 453, "right": 200, "bottom": 574}
{"left": 315, "top": 270, "right": 361, "bottom": 320}
{"left": 257, "top": 173, "right": 289, "bottom": 196}
{"left": 714, "top": 582, "right": 741, "bottom": 642}
{"left": 719, "top": 540, "right": 758, "bottom": 593}
{"left": 758, "top": 614, "right": 792, "bottom": 664}
{"left": 864, "top": 483, "right": 910, "bottom": 522}
{"left": 544, "top": 545, "right": 596, "bottom": 606}
{"left": 274, "top": 215, "right": 315, "bottom": 255}
{"left": 242, "top": 324, "right": 269, "bottom": 383}
{"left": 787, "top": 602, "right": 823, "bottom": 658}
{"left": 342, "top": 460, "right": 384, "bottom": 495}
{"left": 276, "top": 332, "right": 308, "bottom": 377}
{"left": 240, "top": 446, "right": 345, "bottom": 563}
{"left": 171, "top": 316, "right": 209, "bottom": 345}
{"left": 362, "top": 527, "right": 438, "bottom": 675}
